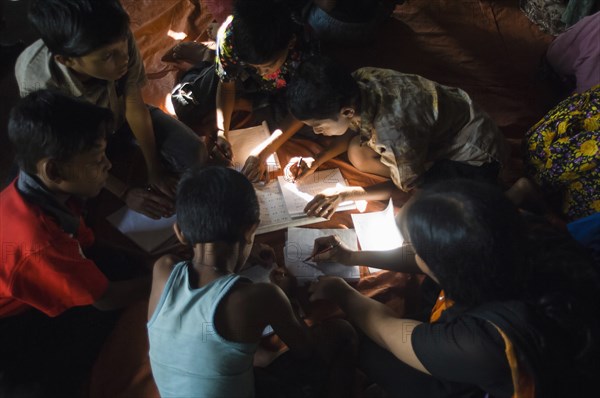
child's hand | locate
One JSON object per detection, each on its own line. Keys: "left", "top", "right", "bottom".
{"left": 308, "top": 276, "right": 351, "bottom": 303}
{"left": 283, "top": 156, "right": 316, "bottom": 183}
{"left": 270, "top": 267, "right": 298, "bottom": 297}
{"left": 248, "top": 243, "right": 276, "bottom": 268}
{"left": 208, "top": 136, "right": 233, "bottom": 166}
{"left": 310, "top": 235, "right": 353, "bottom": 265}
{"left": 242, "top": 155, "right": 269, "bottom": 183}
{"left": 124, "top": 187, "right": 174, "bottom": 219}
{"left": 304, "top": 187, "right": 351, "bottom": 219}
{"left": 148, "top": 170, "right": 177, "bottom": 199}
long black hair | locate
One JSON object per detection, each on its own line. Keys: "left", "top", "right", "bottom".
{"left": 403, "top": 179, "right": 600, "bottom": 395}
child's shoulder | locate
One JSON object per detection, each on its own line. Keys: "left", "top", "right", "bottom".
{"left": 224, "top": 279, "right": 290, "bottom": 316}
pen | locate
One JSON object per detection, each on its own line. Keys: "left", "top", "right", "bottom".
{"left": 293, "top": 157, "right": 303, "bottom": 182}
{"left": 303, "top": 241, "right": 340, "bottom": 262}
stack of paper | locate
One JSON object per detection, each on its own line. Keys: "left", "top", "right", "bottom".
{"left": 284, "top": 227, "right": 360, "bottom": 282}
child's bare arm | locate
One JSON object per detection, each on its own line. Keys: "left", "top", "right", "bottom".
{"left": 257, "top": 283, "right": 312, "bottom": 358}
{"left": 242, "top": 115, "right": 305, "bottom": 182}
{"left": 294, "top": 131, "right": 356, "bottom": 181}
{"left": 216, "top": 80, "right": 237, "bottom": 136}
{"left": 125, "top": 86, "right": 175, "bottom": 198}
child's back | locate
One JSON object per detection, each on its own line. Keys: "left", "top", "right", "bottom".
{"left": 147, "top": 167, "right": 313, "bottom": 397}
{"left": 148, "top": 263, "right": 258, "bottom": 397}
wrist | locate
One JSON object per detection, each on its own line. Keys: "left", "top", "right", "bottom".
{"left": 340, "top": 186, "right": 363, "bottom": 201}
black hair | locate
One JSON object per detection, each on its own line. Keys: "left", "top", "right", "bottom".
{"left": 403, "top": 179, "right": 600, "bottom": 394}
{"left": 176, "top": 166, "right": 260, "bottom": 245}
{"left": 287, "top": 56, "right": 360, "bottom": 121}
{"left": 403, "top": 179, "right": 526, "bottom": 307}
{"left": 231, "top": 0, "right": 295, "bottom": 65}
{"left": 28, "top": 0, "right": 130, "bottom": 57}
{"left": 8, "top": 89, "right": 113, "bottom": 174}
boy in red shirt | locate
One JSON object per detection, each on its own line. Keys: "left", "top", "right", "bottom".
{"left": 0, "top": 90, "right": 150, "bottom": 397}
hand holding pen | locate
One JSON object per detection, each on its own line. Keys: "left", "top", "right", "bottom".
{"left": 284, "top": 156, "right": 314, "bottom": 183}
{"left": 306, "top": 235, "right": 353, "bottom": 265}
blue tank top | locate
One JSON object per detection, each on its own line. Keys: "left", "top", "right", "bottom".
{"left": 148, "top": 261, "right": 258, "bottom": 397}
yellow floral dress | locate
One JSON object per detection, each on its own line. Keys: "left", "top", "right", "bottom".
{"left": 524, "top": 85, "right": 600, "bottom": 220}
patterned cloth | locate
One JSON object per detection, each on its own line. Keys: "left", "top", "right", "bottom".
{"left": 352, "top": 68, "right": 508, "bottom": 191}
{"left": 524, "top": 85, "right": 600, "bottom": 220}
{"left": 519, "top": 0, "right": 567, "bottom": 35}
{"left": 215, "top": 15, "right": 312, "bottom": 93}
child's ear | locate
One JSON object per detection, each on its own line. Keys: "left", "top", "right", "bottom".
{"left": 39, "top": 158, "right": 63, "bottom": 183}
{"left": 54, "top": 54, "right": 76, "bottom": 68}
{"left": 341, "top": 107, "right": 355, "bottom": 119}
{"left": 173, "top": 223, "right": 188, "bottom": 245}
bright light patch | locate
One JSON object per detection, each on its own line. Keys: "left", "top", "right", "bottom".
{"left": 164, "top": 94, "right": 176, "bottom": 116}
{"left": 167, "top": 30, "right": 187, "bottom": 41}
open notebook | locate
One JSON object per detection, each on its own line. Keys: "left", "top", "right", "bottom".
{"left": 284, "top": 227, "right": 360, "bottom": 282}
{"left": 256, "top": 168, "right": 356, "bottom": 234}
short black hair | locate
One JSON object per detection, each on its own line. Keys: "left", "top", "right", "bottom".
{"left": 8, "top": 90, "right": 113, "bottom": 174}
{"left": 231, "top": 0, "right": 295, "bottom": 65}
{"left": 28, "top": 0, "right": 130, "bottom": 57}
{"left": 403, "top": 179, "right": 525, "bottom": 307}
{"left": 287, "top": 56, "right": 360, "bottom": 120}
{"left": 176, "top": 166, "right": 260, "bottom": 245}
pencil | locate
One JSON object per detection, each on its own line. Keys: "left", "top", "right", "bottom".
{"left": 303, "top": 242, "right": 340, "bottom": 262}
{"left": 293, "top": 157, "right": 303, "bottom": 182}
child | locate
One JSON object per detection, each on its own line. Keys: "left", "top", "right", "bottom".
{"left": 147, "top": 166, "right": 356, "bottom": 397}
{"left": 285, "top": 56, "right": 508, "bottom": 219}
{"left": 309, "top": 179, "right": 599, "bottom": 397}
{"left": 0, "top": 90, "right": 150, "bottom": 397}
{"left": 15, "top": 0, "right": 208, "bottom": 220}
{"left": 214, "top": 0, "right": 318, "bottom": 179}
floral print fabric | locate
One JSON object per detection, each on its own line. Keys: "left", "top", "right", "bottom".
{"left": 215, "top": 15, "right": 309, "bottom": 93}
{"left": 524, "top": 85, "right": 600, "bottom": 220}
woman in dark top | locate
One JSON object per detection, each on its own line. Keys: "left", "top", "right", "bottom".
{"left": 308, "top": 179, "right": 599, "bottom": 397}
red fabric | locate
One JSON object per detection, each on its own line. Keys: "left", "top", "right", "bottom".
{"left": 0, "top": 180, "right": 108, "bottom": 318}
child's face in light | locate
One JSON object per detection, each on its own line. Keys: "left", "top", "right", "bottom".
{"left": 68, "top": 37, "right": 130, "bottom": 81}
{"left": 57, "top": 138, "right": 111, "bottom": 198}
{"left": 302, "top": 114, "right": 351, "bottom": 137}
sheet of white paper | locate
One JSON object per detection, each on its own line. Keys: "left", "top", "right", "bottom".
{"left": 351, "top": 199, "right": 403, "bottom": 273}
{"left": 228, "top": 121, "right": 280, "bottom": 172}
{"left": 285, "top": 228, "right": 360, "bottom": 282}
{"left": 278, "top": 168, "right": 356, "bottom": 218}
{"left": 107, "top": 207, "right": 176, "bottom": 253}
{"left": 254, "top": 181, "right": 326, "bottom": 235}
